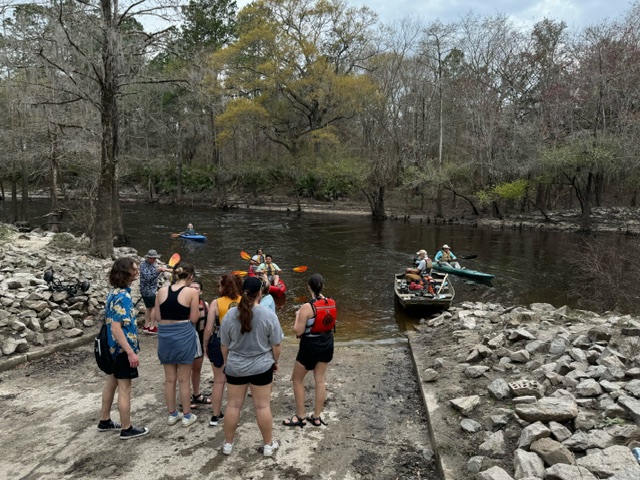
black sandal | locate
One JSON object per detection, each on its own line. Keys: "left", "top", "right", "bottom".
{"left": 192, "top": 393, "right": 211, "bottom": 406}
{"left": 306, "top": 414, "right": 326, "bottom": 427}
{"left": 282, "top": 415, "right": 306, "bottom": 428}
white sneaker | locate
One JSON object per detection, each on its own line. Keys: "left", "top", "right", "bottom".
{"left": 263, "top": 440, "right": 279, "bottom": 457}
{"left": 222, "top": 442, "right": 234, "bottom": 455}
{"left": 167, "top": 411, "right": 184, "bottom": 426}
{"left": 182, "top": 413, "right": 197, "bottom": 427}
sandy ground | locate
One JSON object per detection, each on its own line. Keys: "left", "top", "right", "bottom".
{"left": 0, "top": 335, "right": 437, "bottom": 480}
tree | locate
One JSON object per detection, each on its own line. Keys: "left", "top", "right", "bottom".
{"left": 214, "top": 0, "right": 378, "bottom": 211}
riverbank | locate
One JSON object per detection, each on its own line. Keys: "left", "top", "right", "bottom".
{"left": 3, "top": 228, "right": 640, "bottom": 479}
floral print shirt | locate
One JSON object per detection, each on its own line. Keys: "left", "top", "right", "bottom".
{"left": 139, "top": 259, "right": 162, "bottom": 297}
{"left": 106, "top": 287, "right": 139, "bottom": 357}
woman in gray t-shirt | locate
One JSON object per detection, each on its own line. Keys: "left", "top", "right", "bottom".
{"left": 219, "top": 276, "right": 284, "bottom": 457}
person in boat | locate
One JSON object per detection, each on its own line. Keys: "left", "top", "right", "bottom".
{"left": 405, "top": 249, "right": 432, "bottom": 287}
{"left": 256, "top": 254, "right": 282, "bottom": 287}
{"left": 182, "top": 223, "right": 197, "bottom": 236}
{"left": 203, "top": 274, "right": 242, "bottom": 428}
{"left": 249, "top": 248, "right": 266, "bottom": 276}
{"left": 434, "top": 244, "right": 461, "bottom": 269}
{"left": 282, "top": 273, "right": 336, "bottom": 428}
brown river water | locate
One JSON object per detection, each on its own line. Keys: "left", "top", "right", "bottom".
{"left": 1, "top": 200, "right": 632, "bottom": 340}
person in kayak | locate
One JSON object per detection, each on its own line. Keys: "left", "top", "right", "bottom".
{"left": 434, "top": 244, "right": 462, "bottom": 269}
{"left": 182, "top": 223, "right": 196, "bottom": 236}
{"left": 249, "top": 247, "right": 266, "bottom": 276}
{"left": 256, "top": 254, "right": 282, "bottom": 287}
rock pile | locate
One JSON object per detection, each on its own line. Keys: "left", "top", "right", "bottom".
{"left": 0, "top": 226, "right": 139, "bottom": 361}
{"left": 416, "top": 301, "right": 640, "bottom": 480}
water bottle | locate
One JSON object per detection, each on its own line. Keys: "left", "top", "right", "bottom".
{"left": 632, "top": 447, "right": 640, "bottom": 464}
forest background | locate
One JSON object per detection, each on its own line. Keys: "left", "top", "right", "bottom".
{"left": 1, "top": 0, "right": 640, "bottom": 257}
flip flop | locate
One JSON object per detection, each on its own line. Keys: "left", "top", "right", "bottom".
{"left": 282, "top": 415, "right": 306, "bottom": 428}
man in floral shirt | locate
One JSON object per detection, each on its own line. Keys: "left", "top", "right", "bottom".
{"left": 139, "top": 249, "right": 166, "bottom": 334}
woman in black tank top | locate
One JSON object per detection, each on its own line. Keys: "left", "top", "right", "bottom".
{"left": 154, "top": 262, "right": 200, "bottom": 428}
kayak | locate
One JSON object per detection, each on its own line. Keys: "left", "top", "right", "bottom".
{"left": 269, "top": 279, "right": 287, "bottom": 298}
{"left": 432, "top": 262, "right": 494, "bottom": 280}
{"left": 179, "top": 234, "right": 207, "bottom": 242}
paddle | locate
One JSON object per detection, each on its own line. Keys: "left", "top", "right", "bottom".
{"left": 458, "top": 254, "right": 477, "bottom": 260}
{"left": 240, "top": 251, "right": 252, "bottom": 261}
{"left": 232, "top": 265, "right": 307, "bottom": 276}
{"left": 168, "top": 253, "right": 180, "bottom": 268}
{"left": 437, "top": 273, "right": 449, "bottom": 295}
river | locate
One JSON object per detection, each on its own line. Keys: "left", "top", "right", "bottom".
{"left": 0, "top": 200, "right": 631, "bottom": 340}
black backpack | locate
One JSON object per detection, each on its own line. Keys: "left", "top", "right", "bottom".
{"left": 94, "top": 315, "right": 115, "bottom": 374}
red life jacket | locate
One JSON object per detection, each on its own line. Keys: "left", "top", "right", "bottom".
{"left": 305, "top": 297, "right": 337, "bottom": 334}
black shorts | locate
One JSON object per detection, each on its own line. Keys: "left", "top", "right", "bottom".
{"left": 207, "top": 336, "right": 223, "bottom": 368}
{"left": 113, "top": 352, "right": 139, "bottom": 379}
{"left": 225, "top": 366, "right": 274, "bottom": 386}
{"left": 142, "top": 296, "right": 156, "bottom": 308}
{"left": 296, "top": 334, "right": 334, "bottom": 371}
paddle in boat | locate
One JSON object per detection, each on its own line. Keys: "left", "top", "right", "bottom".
{"left": 431, "top": 262, "right": 494, "bottom": 281}
{"left": 245, "top": 265, "right": 287, "bottom": 298}
{"left": 394, "top": 272, "right": 455, "bottom": 311}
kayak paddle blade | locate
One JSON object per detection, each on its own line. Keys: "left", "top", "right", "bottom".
{"left": 293, "top": 266, "right": 307, "bottom": 273}
{"left": 168, "top": 253, "right": 180, "bottom": 267}
{"left": 240, "top": 251, "right": 252, "bottom": 261}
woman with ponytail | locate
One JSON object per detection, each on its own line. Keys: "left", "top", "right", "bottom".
{"left": 219, "top": 276, "right": 284, "bottom": 457}
{"left": 154, "top": 262, "right": 200, "bottom": 428}
{"left": 282, "top": 273, "right": 336, "bottom": 428}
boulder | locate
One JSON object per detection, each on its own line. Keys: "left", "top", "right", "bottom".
{"left": 515, "top": 398, "right": 578, "bottom": 423}
{"left": 530, "top": 437, "right": 575, "bottom": 466}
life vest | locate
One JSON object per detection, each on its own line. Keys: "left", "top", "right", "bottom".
{"left": 441, "top": 250, "right": 452, "bottom": 261}
{"left": 264, "top": 263, "right": 277, "bottom": 276}
{"left": 304, "top": 297, "right": 337, "bottom": 335}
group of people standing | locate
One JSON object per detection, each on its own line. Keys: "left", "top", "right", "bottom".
{"left": 97, "top": 249, "right": 336, "bottom": 458}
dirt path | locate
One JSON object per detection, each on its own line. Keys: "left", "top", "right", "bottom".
{"left": 0, "top": 337, "right": 437, "bottom": 480}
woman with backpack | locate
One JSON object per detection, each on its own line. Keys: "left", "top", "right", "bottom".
{"left": 282, "top": 273, "right": 336, "bottom": 428}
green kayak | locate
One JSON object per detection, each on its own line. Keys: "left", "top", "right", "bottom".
{"left": 432, "top": 262, "right": 495, "bottom": 280}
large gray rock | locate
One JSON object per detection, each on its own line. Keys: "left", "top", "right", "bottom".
{"left": 517, "top": 421, "right": 550, "bottom": 448}
{"left": 544, "top": 464, "right": 597, "bottom": 480}
{"left": 513, "top": 449, "right": 544, "bottom": 479}
{"left": 562, "top": 429, "right": 615, "bottom": 451}
{"left": 477, "top": 466, "right": 514, "bottom": 480}
{"left": 478, "top": 431, "right": 507, "bottom": 458}
{"left": 461, "top": 418, "right": 484, "bottom": 433}
{"left": 488, "top": 378, "right": 511, "bottom": 400}
{"left": 530, "top": 438, "right": 575, "bottom": 466}
{"left": 450, "top": 395, "right": 481, "bottom": 415}
{"left": 576, "top": 445, "right": 640, "bottom": 478}
{"left": 515, "top": 398, "right": 578, "bottom": 423}
{"left": 575, "top": 379, "right": 603, "bottom": 397}
{"left": 548, "top": 421, "right": 572, "bottom": 442}
{"left": 618, "top": 395, "right": 640, "bottom": 423}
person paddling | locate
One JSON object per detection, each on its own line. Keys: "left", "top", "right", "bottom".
{"left": 434, "top": 244, "right": 462, "bottom": 269}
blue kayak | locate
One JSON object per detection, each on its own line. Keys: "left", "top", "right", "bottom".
{"left": 179, "top": 234, "right": 207, "bottom": 242}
